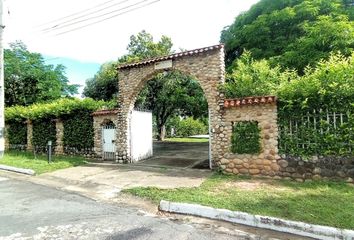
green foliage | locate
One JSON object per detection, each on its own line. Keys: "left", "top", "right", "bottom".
{"left": 136, "top": 71, "right": 208, "bottom": 139}
{"left": 122, "top": 30, "right": 173, "bottom": 62}
{"left": 32, "top": 119, "right": 56, "bottom": 150}
{"left": 221, "top": 0, "right": 354, "bottom": 71}
{"left": 62, "top": 110, "right": 94, "bottom": 150}
{"left": 222, "top": 51, "right": 295, "bottom": 98}
{"left": 277, "top": 52, "right": 354, "bottom": 110}
{"left": 83, "top": 62, "right": 118, "bottom": 101}
{"left": 231, "top": 121, "right": 261, "bottom": 154}
{"left": 4, "top": 41, "right": 78, "bottom": 106}
{"left": 279, "top": 111, "right": 354, "bottom": 157}
{"left": 166, "top": 117, "right": 208, "bottom": 138}
{"left": 7, "top": 121, "right": 27, "bottom": 145}
{"left": 5, "top": 98, "right": 114, "bottom": 122}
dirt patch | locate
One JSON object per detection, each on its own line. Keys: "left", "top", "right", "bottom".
{"left": 221, "top": 180, "right": 290, "bottom": 191}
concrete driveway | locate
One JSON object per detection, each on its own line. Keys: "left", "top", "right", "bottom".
{"left": 137, "top": 141, "right": 209, "bottom": 168}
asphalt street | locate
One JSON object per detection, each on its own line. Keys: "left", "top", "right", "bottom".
{"left": 0, "top": 176, "right": 256, "bottom": 240}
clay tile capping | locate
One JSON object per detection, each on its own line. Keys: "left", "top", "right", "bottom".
{"left": 92, "top": 109, "right": 119, "bottom": 116}
{"left": 224, "top": 96, "right": 277, "bottom": 108}
{"left": 117, "top": 44, "right": 224, "bottom": 69}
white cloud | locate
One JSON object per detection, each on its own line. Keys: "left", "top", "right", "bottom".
{"left": 4, "top": 0, "right": 259, "bottom": 63}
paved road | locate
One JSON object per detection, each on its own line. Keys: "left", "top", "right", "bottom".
{"left": 0, "top": 177, "right": 258, "bottom": 240}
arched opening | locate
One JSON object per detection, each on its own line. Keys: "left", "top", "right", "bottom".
{"left": 129, "top": 69, "right": 211, "bottom": 169}
{"left": 116, "top": 44, "right": 225, "bottom": 167}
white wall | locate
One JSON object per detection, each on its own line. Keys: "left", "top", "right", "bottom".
{"left": 130, "top": 110, "right": 153, "bottom": 162}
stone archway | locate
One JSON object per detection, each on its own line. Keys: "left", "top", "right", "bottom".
{"left": 116, "top": 44, "right": 226, "bottom": 165}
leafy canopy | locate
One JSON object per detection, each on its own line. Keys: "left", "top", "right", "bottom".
{"left": 221, "top": 0, "right": 354, "bottom": 72}
{"left": 5, "top": 41, "right": 78, "bottom": 106}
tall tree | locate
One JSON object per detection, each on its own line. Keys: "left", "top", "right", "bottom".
{"left": 221, "top": 0, "right": 354, "bottom": 72}
{"left": 83, "top": 62, "right": 118, "bottom": 101}
{"left": 5, "top": 41, "right": 78, "bottom": 106}
{"left": 135, "top": 71, "right": 207, "bottom": 140}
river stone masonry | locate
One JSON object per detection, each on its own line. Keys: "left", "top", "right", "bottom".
{"left": 117, "top": 44, "right": 226, "bottom": 163}
{"left": 221, "top": 97, "right": 280, "bottom": 176}
{"left": 92, "top": 109, "right": 119, "bottom": 160}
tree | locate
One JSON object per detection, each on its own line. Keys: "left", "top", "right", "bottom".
{"left": 222, "top": 51, "right": 293, "bottom": 98}
{"left": 4, "top": 41, "right": 78, "bottom": 106}
{"left": 221, "top": 0, "right": 354, "bottom": 72}
{"left": 83, "top": 62, "right": 118, "bottom": 101}
{"left": 135, "top": 71, "right": 207, "bottom": 140}
{"left": 83, "top": 30, "right": 173, "bottom": 100}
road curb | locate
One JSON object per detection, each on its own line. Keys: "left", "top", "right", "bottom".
{"left": 159, "top": 200, "right": 354, "bottom": 240}
{"left": 0, "top": 164, "right": 35, "bottom": 175}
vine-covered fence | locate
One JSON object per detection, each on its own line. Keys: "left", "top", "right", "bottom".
{"left": 279, "top": 109, "right": 353, "bottom": 157}
{"left": 5, "top": 98, "right": 114, "bottom": 157}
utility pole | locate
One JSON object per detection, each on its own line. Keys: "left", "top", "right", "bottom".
{"left": 0, "top": 0, "right": 5, "bottom": 158}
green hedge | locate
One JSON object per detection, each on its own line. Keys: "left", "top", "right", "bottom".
{"left": 5, "top": 98, "right": 115, "bottom": 121}
{"left": 231, "top": 121, "right": 261, "bottom": 154}
{"left": 62, "top": 110, "right": 94, "bottom": 150}
{"left": 5, "top": 98, "right": 115, "bottom": 152}
{"left": 7, "top": 121, "right": 27, "bottom": 145}
{"left": 32, "top": 119, "right": 56, "bottom": 152}
{"left": 166, "top": 117, "right": 208, "bottom": 137}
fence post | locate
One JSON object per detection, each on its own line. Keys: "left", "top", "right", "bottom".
{"left": 26, "top": 120, "right": 33, "bottom": 152}
{"left": 54, "top": 119, "right": 64, "bottom": 155}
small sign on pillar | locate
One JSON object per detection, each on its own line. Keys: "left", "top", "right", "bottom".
{"left": 154, "top": 60, "right": 173, "bottom": 70}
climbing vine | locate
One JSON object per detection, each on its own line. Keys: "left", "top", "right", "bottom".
{"left": 32, "top": 119, "right": 56, "bottom": 152}
{"left": 7, "top": 121, "right": 27, "bottom": 146}
{"left": 231, "top": 121, "right": 261, "bottom": 154}
{"left": 62, "top": 110, "right": 94, "bottom": 150}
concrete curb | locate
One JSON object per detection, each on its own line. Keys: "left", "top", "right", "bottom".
{"left": 159, "top": 200, "right": 354, "bottom": 240}
{"left": 0, "top": 164, "right": 35, "bottom": 175}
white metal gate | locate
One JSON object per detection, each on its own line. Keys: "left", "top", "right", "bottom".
{"left": 130, "top": 110, "right": 153, "bottom": 162}
{"left": 102, "top": 124, "right": 116, "bottom": 160}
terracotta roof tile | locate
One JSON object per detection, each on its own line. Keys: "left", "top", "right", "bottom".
{"left": 224, "top": 96, "right": 277, "bottom": 108}
{"left": 117, "top": 44, "right": 224, "bottom": 70}
{"left": 92, "top": 109, "right": 119, "bottom": 116}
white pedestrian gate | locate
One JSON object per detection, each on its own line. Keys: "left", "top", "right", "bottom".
{"left": 102, "top": 124, "right": 116, "bottom": 160}
{"left": 130, "top": 110, "right": 153, "bottom": 162}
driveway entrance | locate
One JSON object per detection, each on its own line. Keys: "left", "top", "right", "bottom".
{"left": 137, "top": 141, "right": 209, "bottom": 168}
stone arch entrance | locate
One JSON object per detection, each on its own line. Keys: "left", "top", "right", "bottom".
{"left": 116, "top": 44, "right": 226, "bottom": 165}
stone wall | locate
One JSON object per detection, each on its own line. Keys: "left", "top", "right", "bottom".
{"left": 276, "top": 156, "right": 354, "bottom": 182}
{"left": 220, "top": 100, "right": 281, "bottom": 176}
{"left": 117, "top": 45, "right": 225, "bottom": 163}
{"left": 219, "top": 97, "right": 353, "bottom": 183}
{"left": 92, "top": 111, "right": 119, "bottom": 160}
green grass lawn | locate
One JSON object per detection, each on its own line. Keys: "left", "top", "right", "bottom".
{"left": 0, "top": 151, "right": 87, "bottom": 175}
{"left": 124, "top": 174, "right": 354, "bottom": 229}
{"left": 164, "top": 137, "right": 209, "bottom": 143}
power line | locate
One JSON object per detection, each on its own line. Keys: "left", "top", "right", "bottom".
{"left": 43, "top": 0, "right": 151, "bottom": 34}
{"left": 36, "top": 0, "right": 123, "bottom": 28}
{"left": 53, "top": 0, "right": 160, "bottom": 36}
{"left": 42, "top": 0, "right": 131, "bottom": 32}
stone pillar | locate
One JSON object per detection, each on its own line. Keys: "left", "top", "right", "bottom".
{"left": 93, "top": 116, "right": 103, "bottom": 160}
{"left": 26, "top": 120, "right": 33, "bottom": 152}
{"left": 55, "top": 119, "right": 64, "bottom": 155}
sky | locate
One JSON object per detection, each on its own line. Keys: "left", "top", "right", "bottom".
{"left": 3, "top": 0, "right": 259, "bottom": 96}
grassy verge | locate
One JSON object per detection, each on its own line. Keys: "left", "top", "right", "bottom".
{"left": 124, "top": 174, "right": 354, "bottom": 229}
{"left": 0, "top": 151, "right": 87, "bottom": 175}
{"left": 164, "top": 137, "right": 209, "bottom": 143}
